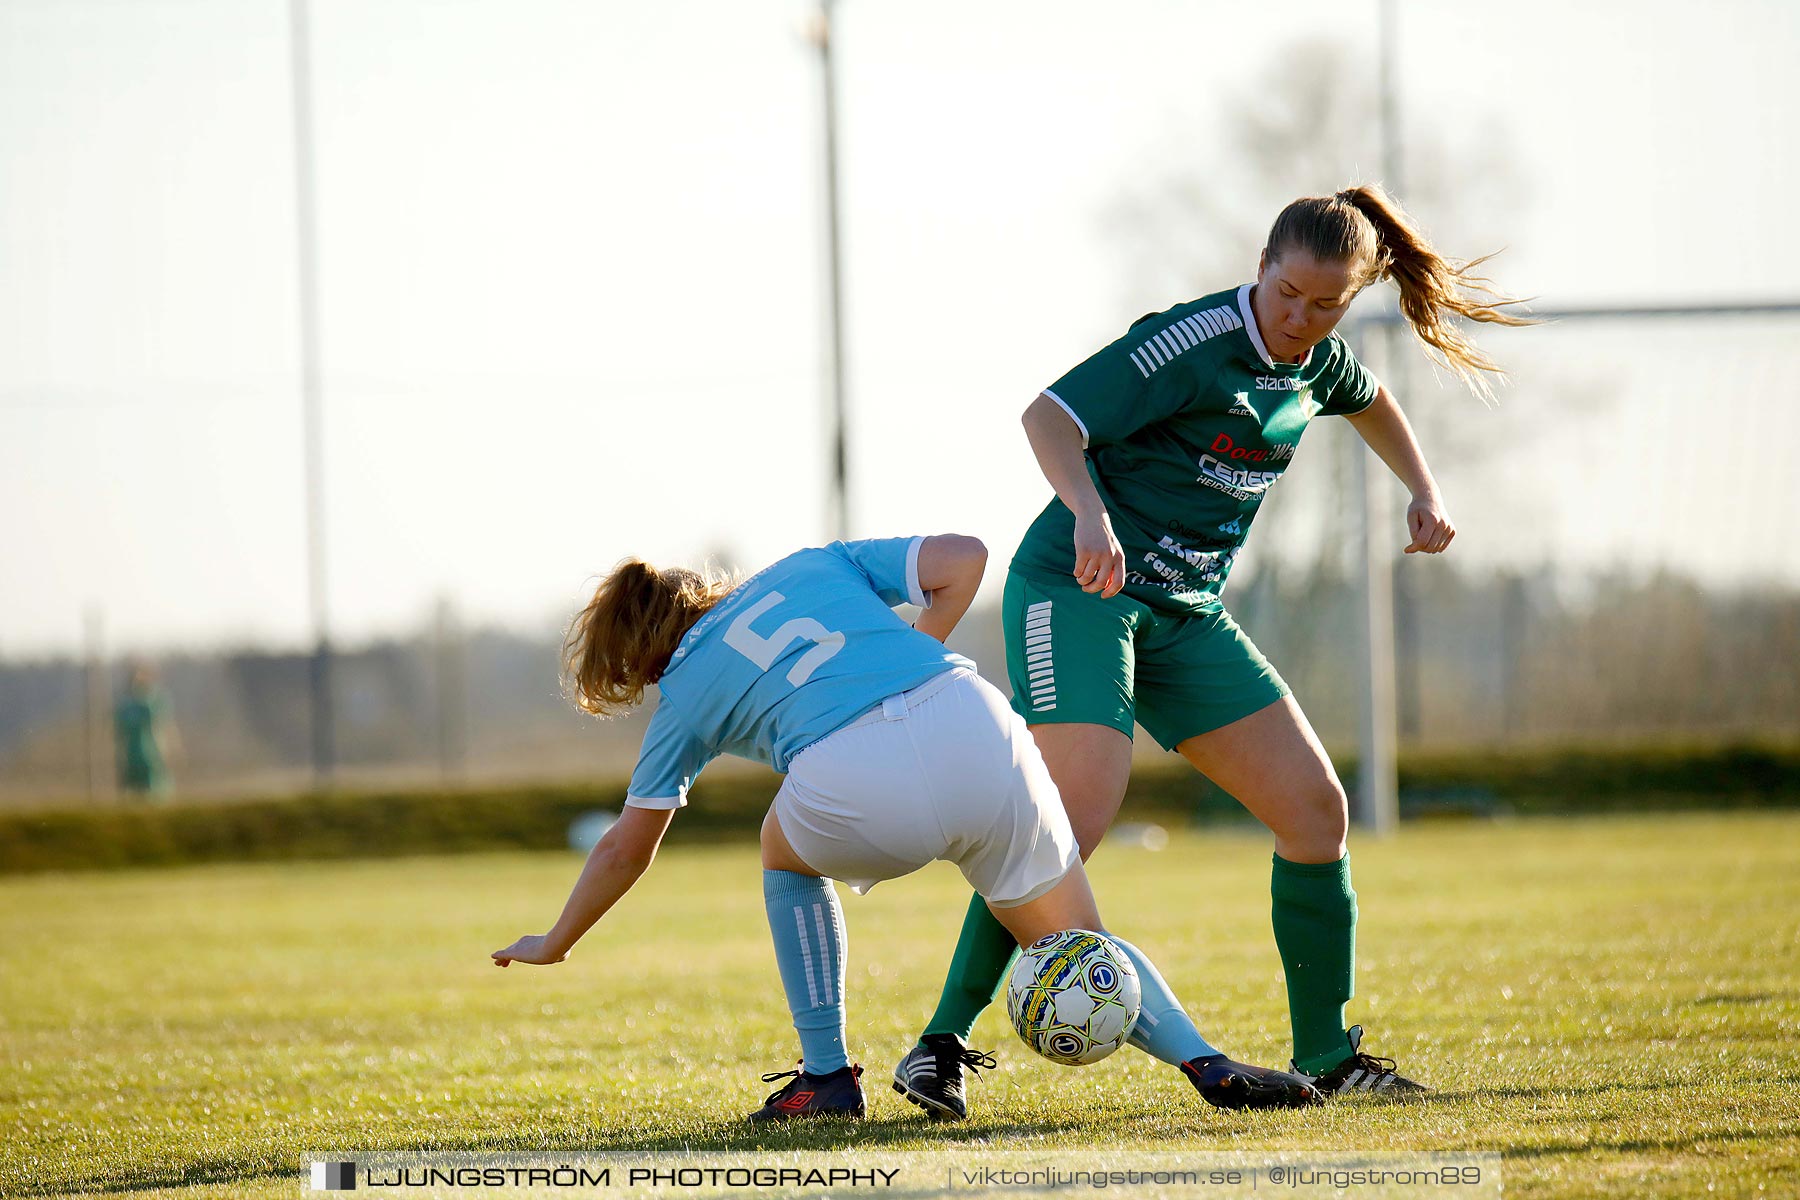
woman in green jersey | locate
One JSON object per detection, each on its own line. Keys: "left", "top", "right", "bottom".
{"left": 891, "top": 185, "right": 1531, "bottom": 1119}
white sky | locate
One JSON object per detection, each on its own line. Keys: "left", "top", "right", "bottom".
{"left": 3, "top": 0, "right": 1798, "bottom": 657}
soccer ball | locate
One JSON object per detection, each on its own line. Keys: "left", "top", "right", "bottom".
{"left": 1005, "top": 929, "right": 1141, "bottom": 1066}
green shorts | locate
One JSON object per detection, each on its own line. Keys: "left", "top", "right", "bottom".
{"left": 1003, "top": 568, "right": 1289, "bottom": 750}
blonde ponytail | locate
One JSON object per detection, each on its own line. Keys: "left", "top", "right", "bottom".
{"left": 1268, "top": 184, "right": 1536, "bottom": 402}
{"left": 563, "top": 559, "right": 736, "bottom": 717}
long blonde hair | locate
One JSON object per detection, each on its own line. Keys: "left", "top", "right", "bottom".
{"left": 563, "top": 559, "right": 737, "bottom": 717}
{"left": 1267, "top": 184, "right": 1535, "bottom": 401}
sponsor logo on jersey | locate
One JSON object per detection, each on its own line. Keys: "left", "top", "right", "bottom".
{"left": 1196, "top": 454, "right": 1281, "bottom": 501}
{"left": 1154, "top": 534, "right": 1213, "bottom": 570}
{"left": 1128, "top": 304, "right": 1245, "bottom": 379}
{"left": 1227, "top": 392, "right": 1260, "bottom": 420}
{"left": 1155, "top": 534, "right": 1239, "bottom": 583}
{"left": 1217, "top": 517, "right": 1243, "bottom": 536}
{"left": 1255, "top": 375, "right": 1305, "bottom": 391}
{"left": 1208, "top": 432, "right": 1294, "bottom": 464}
{"left": 1122, "top": 569, "right": 1210, "bottom": 602}
{"left": 1140, "top": 550, "right": 1185, "bottom": 586}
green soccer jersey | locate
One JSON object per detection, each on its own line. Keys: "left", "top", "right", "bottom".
{"left": 115, "top": 690, "right": 169, "bottom": 793}
{"left": 1013, "top": 284, "right": 1380, "bottom": 616}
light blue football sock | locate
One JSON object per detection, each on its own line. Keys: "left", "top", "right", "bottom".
{"left": 763, "top": 869, "right": 848, "bottom": 1075}
{"left": 1110, "top": 936, "right": 1221, "bottom": 1066}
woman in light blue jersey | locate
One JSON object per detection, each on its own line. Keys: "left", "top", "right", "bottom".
{"left": 492, "top": 534, "right": 1321, "bottom": 1121}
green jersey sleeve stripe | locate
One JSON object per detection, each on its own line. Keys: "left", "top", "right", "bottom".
{"left": 1132, "top": 304, "right": 1243, "bottom": 379}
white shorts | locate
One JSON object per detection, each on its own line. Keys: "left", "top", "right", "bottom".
{"left": 773, "top": 667, "right": 1080, "bottom": 907}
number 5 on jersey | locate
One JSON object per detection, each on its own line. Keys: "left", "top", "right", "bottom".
{"left": 723, "top": 592, "right": 846, "bottom": 685}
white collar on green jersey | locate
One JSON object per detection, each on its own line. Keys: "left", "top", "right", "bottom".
{"left": 1237, "top": 283, "right": 1314, "bottom": 372}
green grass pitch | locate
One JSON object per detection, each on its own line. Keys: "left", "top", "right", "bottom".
{"left": 3, "top": 812, "right": 1797, "bottom": 1198}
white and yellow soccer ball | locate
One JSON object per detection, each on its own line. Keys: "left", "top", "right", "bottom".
{"left": 1005, "top": 929, "right": 1142, "bottom": 1066}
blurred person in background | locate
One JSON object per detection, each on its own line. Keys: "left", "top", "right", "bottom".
{"left": 491, "top": 535, "right": 1322, "bottom": 1120}
{"left": 115, "top": 660, "right": 179, "bottom": 800}
{"left": 897, "top": 185, "right": 1534, "bottom": 1115}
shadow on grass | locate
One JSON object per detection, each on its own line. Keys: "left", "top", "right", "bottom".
{"left": 1501, "top": 1126, "right": 1789, "bottom": 1160}
{"left": 1692, "top": 991, "right": 1793, "bottom": 1006}
{"left": 22, "top": 1116, "right": 1125, "bottom": 1197}
{"left": 14, "top": 1122, "right": 1094, "bottom": 1194}
{"left": 16, "top": 1159, "right": 303, "bottom": 1199}
{"left": 569, "top": 1116, "right": 1105, "bottom": 1153}
{"left": 1435, "top": 1071, "right": 1800, "bottom": 1104}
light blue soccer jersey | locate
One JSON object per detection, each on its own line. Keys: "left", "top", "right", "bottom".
{"left": 624, "top": 536, "right": 976, "bottom": 809}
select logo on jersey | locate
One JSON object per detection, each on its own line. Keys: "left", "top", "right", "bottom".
{"left": 1208, "top": 433, "right": 1294, "bottom": 464}
{"left": 1196, "top": 454, "right": 1281, "bottom": 501}
{"left": 1255, "top": 376, "right": 1304, "bottom": 391}
{"left": 1226, "top": 393, "right": 1260, "bottom": 420}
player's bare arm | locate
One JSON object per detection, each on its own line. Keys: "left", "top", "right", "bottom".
{"left": 1022, "top": 394, "right": 1126, "bottom": 597}
{"left": 491, "top": 804, "right": 675, "bottom": 966}
{"left": 1343, "top": 384, "right": 1457, "bottom": 555}
{"left": 912, "top": 534, "right": 988, "bottom": 643}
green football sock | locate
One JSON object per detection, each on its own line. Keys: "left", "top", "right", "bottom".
{"left": 922, "top": 892, "right": 1020, "bottom": 1041}
{"left": 1270, "top": 852, "right": 1359, "bottom": 1075}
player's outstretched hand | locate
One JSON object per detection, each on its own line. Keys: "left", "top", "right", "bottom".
{"left": 492, "top": 934, "right": 570, "bottom": 968}
{"left": 1072, "top": 511, "right": 1127, "bottom": 597}
{"left": 1404, "top": 496, "right": 1456, "bottom": 555}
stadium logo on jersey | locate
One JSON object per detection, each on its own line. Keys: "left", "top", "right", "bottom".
{"left": 1226, "top": 392, "right": 1260, "bottom": 420}
{"left": 1128, "top": 305, "right": 1244, "bottom": 379}
{"left": 1208, "top": 432, "right": 1294, "bottom": 464}
{"left": 1255, "top": 375, "right": 1304, "bottom": 391}
{"left": 1195, "top": 454, "right": 1280, "bottom": 501}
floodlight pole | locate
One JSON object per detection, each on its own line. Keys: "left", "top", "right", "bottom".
{"left": 83, "top": 607, "right": 111, "bottom": 804}
{"left": 1378, "top": 0, "right": 1405, "bottom": 201}
{"left": 1351, "top": 411, "right": 1400, "bottom": 836}
{"left": 290, "top": 0, "right": 334, "bottom": 786}
{"left": 434, "top": 597, "right": 466, "bottom": 780}
{"left": 815, "top": 0, "right": 850, "bottom": 541}
{"left": 1351, "top": 0, "right": 1403, "bottom": 834}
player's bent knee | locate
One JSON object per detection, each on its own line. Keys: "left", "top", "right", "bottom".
{"left": 987, "top": 866, "right": 1102, "bottom": 947}
{"left": 1069, "top": 813, "right": 1111, "bottom": 861}
{"left": 1055, "top": 779, "right": 1131, "bottom": 860}
{"left": 759, "top": 806, "right": 818, "bottom": 874}
{"left": 1310, "top": 780, "right": 1349, "bottom": 841}
{"left": 1272, "top": 780, "right": 1348, "bottom": 861}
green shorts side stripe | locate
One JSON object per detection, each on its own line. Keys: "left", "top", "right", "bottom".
{"left": 1002, "top": 567, "right": 1289, "bottom": 750}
